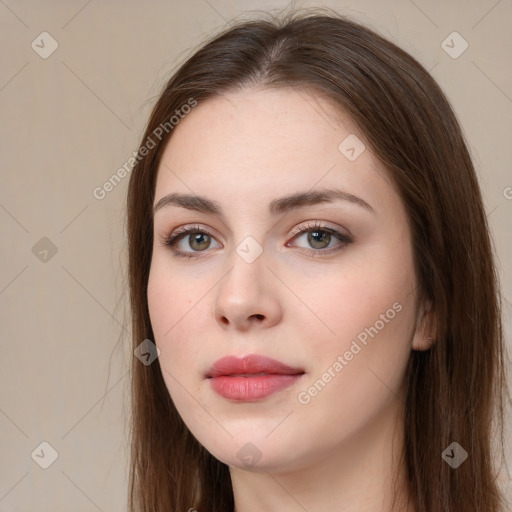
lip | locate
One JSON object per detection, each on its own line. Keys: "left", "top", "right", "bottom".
{"left": 206, "top": 355, "right": 305, "bottom": 402}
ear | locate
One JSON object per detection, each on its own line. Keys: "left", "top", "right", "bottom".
{"left": 412, "top": 299, "right": 437, "bottom": 351}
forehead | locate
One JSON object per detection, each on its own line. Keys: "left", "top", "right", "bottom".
{"left": 154, "top": 87, "right": 395, "bottom": 216}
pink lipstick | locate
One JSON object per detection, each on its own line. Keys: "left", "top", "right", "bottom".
{"left": 206, "top": 354, "right": 305, "bottom": 401}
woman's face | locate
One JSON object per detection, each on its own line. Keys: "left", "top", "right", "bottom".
{"left": 148, "top": 87, "right": 429, "bottom": 472}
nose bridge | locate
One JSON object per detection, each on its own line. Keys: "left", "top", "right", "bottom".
{"left": 221, "top": 237, "right": 267, "bottom": 303}
{"left": 213, "top": 237, "right": 281, "bottom": 329}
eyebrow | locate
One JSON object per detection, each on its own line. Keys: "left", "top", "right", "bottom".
{"left": 153, "top": 188, "right": 375, "bottom": 217}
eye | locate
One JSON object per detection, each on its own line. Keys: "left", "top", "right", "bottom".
{"left": 162, "top": 224, "right": 220, "bottom": 258}
{"left": 287, "top": 221, "right": 352, "bottom": 256}
{"left": 161, "top": 221, "right": 352, "bottom": 259}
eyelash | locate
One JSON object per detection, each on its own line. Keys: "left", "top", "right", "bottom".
{"left": 161, "top": 221, "right": 353, "bottom": 259}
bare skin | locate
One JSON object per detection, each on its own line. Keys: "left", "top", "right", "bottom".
{"left": 148, "top": 87, "right": 432, "bottom": 511}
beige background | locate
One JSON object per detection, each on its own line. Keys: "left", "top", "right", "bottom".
{"left": 0, "top": 0, "right": 511, "bottom": 510}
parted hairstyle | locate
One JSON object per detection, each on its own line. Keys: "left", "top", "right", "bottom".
{"left": 126, "top": 7, "right": 510, "bottom": 512}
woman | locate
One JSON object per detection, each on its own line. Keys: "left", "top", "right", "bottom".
{"left": 126, "top": 8, "right": 510, "bottom": 511}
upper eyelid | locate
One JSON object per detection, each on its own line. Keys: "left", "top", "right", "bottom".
{"left": 166, "top": 221, "right": 348, "bottom": 241}
{"left": 289, "top": 220, "right": 350, "bottom": 237}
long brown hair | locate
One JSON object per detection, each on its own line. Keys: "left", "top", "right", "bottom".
{"left": 126, "top": 7, "right": 510, "bottom": 511}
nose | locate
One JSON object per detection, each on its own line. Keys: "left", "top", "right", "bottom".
{"left": 212, "top": 249, "right": 283, "bottom": 332}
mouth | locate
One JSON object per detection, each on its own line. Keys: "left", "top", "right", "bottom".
{"left": 206, "top": 354, "right": 305, "bottom": 401}
{"left": 206, "top": 354, "right": 304, "bottom": 378}
{"left": 220, "top": 372, "right": 276, "bottom": 377}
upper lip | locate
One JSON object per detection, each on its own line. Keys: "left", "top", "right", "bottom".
{"left": 206, "top": 354, "right": 305, "bottom": 378}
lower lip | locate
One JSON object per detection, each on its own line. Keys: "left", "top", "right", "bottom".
{"left": 208, "top": 374, "right": 303, "bottom": 401}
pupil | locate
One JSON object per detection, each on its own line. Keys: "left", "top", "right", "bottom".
{"left": 309, "top": 230, "right": 330, "bottom": 249}
{"left": 191, "top": 233, "right": 210, "bottom": 250}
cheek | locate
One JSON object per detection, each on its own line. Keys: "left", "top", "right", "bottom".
{"left": 147, "top": 256, "right": 209, "bottom": 388}
{"left": 289, "top": 242, "right": 417, "bottom": 426}
{"left": 290, "top": 273, "right": 416, "bottom": 447}
{"left": 297, "top": 249, "right": 416, "bottom": 354}
{"left": 147, "top": 253, "right": 204, "bottom": 339}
